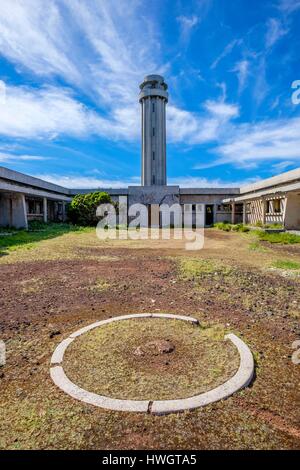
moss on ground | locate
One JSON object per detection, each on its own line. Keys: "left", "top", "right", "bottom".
{"left": 178, "top": 258, "right": 232, "bottom": 280}
{"left": 63, "top": 318, "right": 239, "bottom": 401}
{"left": 272, "top": 260, "right": 300, "bottom": 270}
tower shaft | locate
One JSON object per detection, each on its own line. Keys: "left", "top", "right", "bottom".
{"left": 139, "top": 75, "right": 168, "bottom": 186}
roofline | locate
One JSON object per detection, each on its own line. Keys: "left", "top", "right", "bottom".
{"left": 240, "top": 167, "right": 300, "bottom": 195}
{"left": 0, "top": 166, "right": 69, "bottom": 196}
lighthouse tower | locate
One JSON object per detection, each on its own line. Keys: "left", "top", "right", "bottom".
{"left": 139, "top": 75, "right": 168, "bottom": 186}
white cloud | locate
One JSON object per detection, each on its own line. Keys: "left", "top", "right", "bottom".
{"left": 0, "top": 82, "right": 142, "bottom": 140}
{"left": 265, "top": 18, "right": 288, "bottom": 48}
{"left": 272, "top": 161, "right": 294, "bottom": 172}
{"left": 177, "top": 15, "right": 199, "bottom": 43}
{"left": 232, "top": 60, "right": 250, "bottom": 94}
{"left": 204, "top": 101, "right": 239, "bottom": 118}
{"left": 0, "top": 0, "right": 80, "bottom": 82}
{"left": 278, "top": 0, "right": 300, "bottom": 14}
{"left": 210, "top": 117, "right": 300, "bottom": 169}
{"left": 33, "top": 174, "right": 139, "bottom": 189}
{"left": 0, "top": 152, "right": 50, "bottom": 162}
{"left": 168, "top": 176, "right": 259, "bottom": 188}
{"left": 32, "top": 173, "right": 256, "bottom": 189}
{"left": 211, "top": 39, "right": 242, "bottom": 70}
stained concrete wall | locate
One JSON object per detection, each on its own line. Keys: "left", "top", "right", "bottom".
{"left": 284, "top": 193, "right": 300, "bottom": 229}
{"left": 0, "top": 193, "right": 28, "bottom": 229}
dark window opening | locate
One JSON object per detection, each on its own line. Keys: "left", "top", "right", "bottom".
{"left": 274, "top": 199, "right": 281, "bottom": 213}
{"left": 152, "top": 151, "right": 155, "bottom": 160}
{"left": 152, "top": 175, "right": 156, "bottom": 185}
{"left": 152, "top": 102, "right": 155, "bottom": 112}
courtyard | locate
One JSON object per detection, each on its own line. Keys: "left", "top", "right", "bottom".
{"left": 0, "top": 226, "right": 299, "bottom": 450}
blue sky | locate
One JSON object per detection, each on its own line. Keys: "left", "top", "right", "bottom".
{"left": 0, "top": 0, "right": 299, "bottom": 188}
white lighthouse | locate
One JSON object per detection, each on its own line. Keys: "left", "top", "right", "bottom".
{"left": 139, "top": 75, "right": 168, "bottom": 186}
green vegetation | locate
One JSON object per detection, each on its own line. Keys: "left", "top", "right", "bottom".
{"left": 254, "top": 221, "right": 283, "bottom": 229}
{"left": 178, "top": 258, "right": 232, "bottom": 280}
{"left": 215, "top": 221, "right": 300, "bottom": 244}
{"left": 248, "top": 241, "right": 268, "bottom": 252}
{"left": 214, "top": 222, "right": 250, "bottom": 232}
{"left": 272, "top": 260, "right": 300, "bottom": 270}
{"left": 256, "top": 231, "right": 300, "bottom": 244}
{"left": 68, "top": 191, "right": 113, "bottom": 226}
{"left": 0, "top": 223, "right": 87, "bottom": 255}
{"left": 64, "top": 318, "right": 239, "bottom": 400}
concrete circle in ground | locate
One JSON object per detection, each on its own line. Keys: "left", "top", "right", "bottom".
{"left": 50, "top": 313, "right": 254, "bottom": 415}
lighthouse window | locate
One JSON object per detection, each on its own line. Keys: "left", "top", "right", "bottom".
{"left": 152, "top": 127, "right": 155, "bottom": 136}
{"left": 152, "top": 103, "right": 155, "bottom": 112}
{"left": 152, "top": 151, "right": 155, "bottom": 161}
{"left": 152, "top": 175, "right": 155, "bottom": 184}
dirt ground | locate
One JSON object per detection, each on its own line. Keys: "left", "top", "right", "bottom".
{"left": 0, "top": 228, "right": 299, "bottom": 450}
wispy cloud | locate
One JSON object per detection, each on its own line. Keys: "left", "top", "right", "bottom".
{"left": 177, "top": 15, "right": 199, "bottom": 44}
{"left": 212, "top": 117, "right": 300, "bottom": 169}
{"left": 265, "top": 18, "right": 288, "bottom": 48}
{"left": 0, "top": 152, "right": 50, "bottom": 162}
{"left": 232, "top": 60, "right": 250, "bottom": 94}
{"left": 278, "top": 0, "right": 300, "bottom": 14}
{"left": 211, "top": 39, "right": 242, "bottom": 70}
{"left": 33, "top": 174, "right": 139, "bottom": 189}
{"left": 168, "top": 176, "right": 259, "bottom": 188}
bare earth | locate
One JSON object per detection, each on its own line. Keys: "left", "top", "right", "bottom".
{"left": 0, "top": 228, "right": 299, "bottom": 450}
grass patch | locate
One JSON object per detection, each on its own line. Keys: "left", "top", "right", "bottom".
{"left": 179, "top": 258, "right": 232, "bottom": 280}
{"left": 256, "top": 231, "right": 300, "bottom": 244}
{"left": 88, "top": 279, "right": 111, "bottom": 292}
{"left": 63, "top": 318, "right": 239, "bottom": 401}
{"left": 248, "top": 241, "right": 268, "bottom": 252}
{"left": 0, "top": 223, "right": 91, "bottom": 256}
{"left": 272, "top": 260, "right": 300, "bottom": 270}
{"left": 214, "top": 223, "right": 250, "bottom": 232}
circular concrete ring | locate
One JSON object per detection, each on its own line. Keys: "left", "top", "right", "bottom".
{"left": 50, "top": 313, "right": 254, "bottom": 415}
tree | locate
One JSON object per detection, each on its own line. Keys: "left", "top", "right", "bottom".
{"left": 67, "top": 191, "right": 113, "bottom": 226}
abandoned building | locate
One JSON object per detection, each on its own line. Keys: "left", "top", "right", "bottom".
{"left": 0, "top": 75, "right": 299, "bottom": 230}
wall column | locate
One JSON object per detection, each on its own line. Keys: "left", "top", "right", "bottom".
{"left": 231, "top": 202, "right": 236, "bottom": 224}
{"left": 0, "top": 194, "right": 11, "bottom": 227}
{"left": 43, "top": 197, "right": 48, "bottom": 223}
{"left": 262, "top": 198, "right": 267, "bottom": 226}
{"left": 11, "top": 194, "right": 28, "bottom": 229}
{"left": 242, "top": 202, "right": 247, "bottom": 225}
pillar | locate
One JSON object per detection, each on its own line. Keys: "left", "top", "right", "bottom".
{"left": 243, "top": 202, "right": 247, "bottom": 225}
{"left": 231, "top": 202, "right": 236, "bottom": 224}
{"left": 262, "top": 198, "right": 267, "bottom": 226}
{"left": 11, "top": 194, "right": 28, "bottom": 229}
{"left": 0, "top": 194, "right": 11, "bottom": 227}
{"left": 62, "top": 202, "right": 66, "bottom": 222}
{"left": 43, "top": 197, "right": 48, "bottom": 223}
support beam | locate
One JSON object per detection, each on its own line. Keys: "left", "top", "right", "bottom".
{"left": 243, "top": 202, "right": 246, "bottom": 225}
{"left": 11, "top": 194, "right": 27, "bottom": 229}
{"left": 262, "top": 198, "right": 267, "bottom": 225}
{"left": 62, "top": 202, "right": 66, "bottom": 222}
{"left": 43, "top": 197, "right": 48, "bottom": 223}
{"left": 231, "top": 202, "right": 236, "bottom": 224}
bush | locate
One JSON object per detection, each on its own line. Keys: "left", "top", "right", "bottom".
{"left": 257, "top": 231, "right": 300, "bottom": 244}
{"left": 67, "top": 192, "right": 113, "bottom": 226}
{"left": 214, "top": 222, "right": 249, "bottom": 233}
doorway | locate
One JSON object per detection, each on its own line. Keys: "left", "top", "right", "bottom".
{"left": 205, "top": 205, "right": 214, "bottom": 226}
